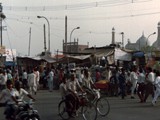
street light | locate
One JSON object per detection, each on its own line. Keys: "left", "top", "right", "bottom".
{"left": 146, "top": 32, "right": 156, "bottom": 47}
{"left": 69, "top": 27, "right": 80, "bottom": 53}
{"left": 37, "top": 16, "right": 50, "bottom": 53}
{"left": 146, "top": 32, "right": 156, "bottom": 63}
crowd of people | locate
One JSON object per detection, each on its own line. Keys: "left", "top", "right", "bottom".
{"left": 108, "top": 65, "right": 160, "bottom": 106}
{"left": 0, "top": 64, "right": 160, "bottom": 119}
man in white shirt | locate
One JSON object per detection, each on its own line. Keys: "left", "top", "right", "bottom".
{"left": 144, "top": 67, "right": 155, "bottom": 102}
{"left": 137, "top": 69, "right": 145, "bottom": 102}
{"left": 59, "top": 75, "right": 68, "bottom": 99}
{"left": 130, "top": 67, "right": 139, "bottom": 99}
{"left": 34, "top": 67, "right": 40, "bottom": 91}
{"left": 0, "top": 70, "right": 7, "bottom": 91}
{"left": 28, "top": 70, "right": 37, "bottom": 95}
{"left": 66, "top": 73, "right": 83, "bottom": 117}
{"left": 152, "top": 70, "right": 160, "bottom": 106}
{"left": 48, "top": 69, "right": 54, "bottom": 92}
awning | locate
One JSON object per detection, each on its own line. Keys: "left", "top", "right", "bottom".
{"left": 133, "top": 52, "right": 144, "bottom": 57}
{"left": 5, "top": 61, "right": 16, "bottom": 66}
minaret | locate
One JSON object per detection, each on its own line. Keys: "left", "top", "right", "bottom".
{"left": 65, "top": 16, "right": 67, "bottom": 53}
{"left": 157, "top": 22, "right": 160, "bottom": 45}
{"left": 112, "top": 27, "right": 115, "bottom": 44}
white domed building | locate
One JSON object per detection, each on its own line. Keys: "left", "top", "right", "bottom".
{"left": 125, "top": 33, "right": 149, "bottom": 51}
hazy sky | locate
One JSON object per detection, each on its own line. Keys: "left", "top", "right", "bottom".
{"left": 0, "top": 0, "right": 160, "bottom": 56}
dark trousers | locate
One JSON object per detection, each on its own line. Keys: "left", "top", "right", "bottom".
{"left": 144, "top": 83, "right": 154, "bottom": 102}
{"left": 119, "top": 84, "right": 126, "bottom": 99}
{"left": 65, "top": 93, "right": 79, "bottom": 116}
{"left": 137, "top": 83, "right": 145, "bottom": 102}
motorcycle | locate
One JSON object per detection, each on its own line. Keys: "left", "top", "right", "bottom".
{"left": 4, "top": 99, "right": 40, "bottom": 120}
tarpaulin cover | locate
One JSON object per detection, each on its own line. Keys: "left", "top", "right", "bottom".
{"left": 133, "top": 52, "right": 144, "bottom": 57}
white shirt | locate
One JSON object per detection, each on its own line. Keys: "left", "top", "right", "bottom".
{"left": 130, "top": 71, "right": 138, "bottom": 83}
{"left": 79, "top": 74, "right": 84, "bottom": 83}
{"left": 67, "top": 78, "right": 81, "bottom": 94}
{"left": 138, "top": 73, "right": 145, "bottom": 83}
{"left": 12, "top": 88, "right": 29, "bottom": 101}
{"left": 154, "top": 76, "right": 160, "bottom": 89}
{"left": 34, "top": 71, "right": 40, "bottom": 83}
{"left": 83, "top": 76, "right": 94, "bottom": 89}
{"left": 48, "top": 71, "right": 54, "bottom": 81}
{"left": 0, "top": 74, "right": 7, "bottom": 85}
{"left": 147, "top": 72, "right": 155, "bottom": 83}
{"left": 0, "top": 88, "right": 15, "bottom": 104}
{"left": 28, "top": 73, "right": 36, "bottom": 86}
{"left": 22, "top": 71, "right": 28, "bottom": 79}
{"left": 59, "top": 83, "right": 67, "bottom": 98}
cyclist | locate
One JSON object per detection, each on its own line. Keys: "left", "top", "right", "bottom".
{"left": 82, "top": 68, "right": 95, "bottom": 88}
{"left": 66, "top": 73, "right": 84, "bottom": 117}
{"left": 82, "top": 68, "right": 100, "bottom": 99}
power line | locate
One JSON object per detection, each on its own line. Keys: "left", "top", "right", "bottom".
{"left": 4, "top": 9, "right": 160, "bottom": 22}
{"left": 3, "top": 0, "right": 152, "bottom": 11}
{"left": 4, "top": 20, "right": 30, "bottom": 39}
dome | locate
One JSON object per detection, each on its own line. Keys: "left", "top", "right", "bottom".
{"left": 125, "top": 33, "right": 151, "bottom": 51}
{"left": 136, "top": 34, "right": 150, "bottom": 46}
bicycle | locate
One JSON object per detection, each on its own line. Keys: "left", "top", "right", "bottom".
{"left": 58, "top": 92, "right": 97, "bottom": 120}
{"left": 83, "top": 86, "right": 110, "bottom": 117}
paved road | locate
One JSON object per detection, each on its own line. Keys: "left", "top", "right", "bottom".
{"left": 0, "top": 90, "right": 160, "bottom": 120}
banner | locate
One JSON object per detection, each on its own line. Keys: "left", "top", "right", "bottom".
{"left": 4, "top": 49, "right": 16, "bottom": 61}
{"left": 0, "top": 46, "right": 5, "bottom": 54}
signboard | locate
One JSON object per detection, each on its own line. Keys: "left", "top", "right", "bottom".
{"left": 0, "top": 46, "right": 5, "bottom": 54}
{"left": 4, "top": 49, "right": 16, "bottom": 61}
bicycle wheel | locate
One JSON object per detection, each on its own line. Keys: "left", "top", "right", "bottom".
{"left": 82, "top": 104, "right": 97, "bottom": 120}
{"left": 58, "top": 100, "right": 70, "bottom": 120}
{"left": 96, "top": 96, "right": 110, "bottom": 116}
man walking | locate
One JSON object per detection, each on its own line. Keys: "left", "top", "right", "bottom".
{"left": 130, "top": 66, "right": 139, "bottom": 99}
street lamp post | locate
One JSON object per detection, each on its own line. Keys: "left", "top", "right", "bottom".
{"left": 37, "top": 16, "right": 50, "bottom": 53}
{"left": 146, "top": 32, "right": 156, "bottom": 47}
{"left": 69, "top": 27, "right": 80, "bottom": 53}
{"left": 146, "top": 32, "right": 156, "bottom": 63}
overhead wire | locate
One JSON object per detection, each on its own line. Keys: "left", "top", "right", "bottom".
{"left": 4, "top": 20, "right": 30, "bottom": 39}
{"left": 2, "top": 0, "right": 157, "bottom": 43}
{"left": 2, "top": 0, "right": 152, "bottom": 11}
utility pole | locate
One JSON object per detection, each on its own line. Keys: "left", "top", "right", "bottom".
{"left": 0, "top": 3, "right": 2, "bottom": 47}
{"left": 28, "top": 27, "right": 31, "bottom": 56}
{"left": 43, "top": 24, "right": 47, "bottom": 53}
{"left": 65, "top": 16, "right": 67, "bottom": 54}
{"left": 0, "top": 3, "right": 6, "bottom": 67}
{"left": 0, "top": 3, "right": 6, "bottom": 47}
{"left": 56, "top": 49, "right": 58, "bottom": 62}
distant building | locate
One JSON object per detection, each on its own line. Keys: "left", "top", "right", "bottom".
{"left": 125, "top": 33, "right": 149, "bottom": 51}
{"left": 63, "top": 38, "right": 88, "bottom": 54}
